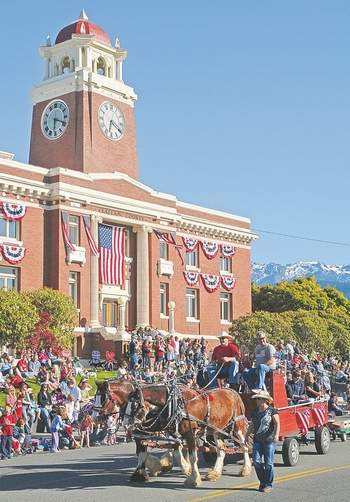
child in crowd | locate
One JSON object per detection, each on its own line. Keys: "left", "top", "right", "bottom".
{"left": 50, "top": 408, "right": 66, "bottom": 452}
{"left": 106, "top": 413, "right": 118, "bottom": 445}
{"left": 80, "top": 413, "right": 94, "bottom": 448}
{"left": 0, "top": 405, "right": 17, "bottom": 459}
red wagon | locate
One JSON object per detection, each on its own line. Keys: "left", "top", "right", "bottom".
{"left": 242, "top": 372, "right": 330, "bottom": 466}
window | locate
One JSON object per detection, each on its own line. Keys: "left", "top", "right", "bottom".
{"left": 186, "top": 250, "right": 198, "bottom": 267}
{"left": 102, "top": 301, "right": 119, "bottom": 327}
{"left": 68, "top": 271, "right": 80, "bottom": 307}
{"left": 97, "top": 57, "right": 106, "bottom": 75}
{"left": 61, "top": 56, "right": 70, "bottom": 74}
{"left": 0, "top": 215, "right": 19, "bottom": 240}
{"left": 68, "top": 215, "right": 80, "bottom": 246}
{"left": 160, "top": 283, "right": 168, "bottom": 316}
{"left": 220, "top": 292, "right": 232, "bottom": 322}
{"left": 186, "top": 288, "right": 198, "bottom": 319}
{"left": 0, "top": 266, "right": 18, "bottom": 291}
{"left": 220, "top": 255, "right": 232, "bottom": 273}
{"left": 159, "top": 240, "right": 168, "bottom": 260}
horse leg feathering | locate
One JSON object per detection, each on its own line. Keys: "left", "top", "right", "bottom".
{"left": 206, "top": 434, "right": 225, "bottom": 482}
{"left": 184, "top": 441, "right": 202, "bottom": 488}
{"left": 130, "top": 441, "right": 149, "bottom": 483}
{"left": 237, "top": 429, "right": 252, "bottom": 477}
{"left": 174, "top": 444, "right": 192, "bottom": 476}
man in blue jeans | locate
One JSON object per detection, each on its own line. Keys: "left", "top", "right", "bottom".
{"left": 243, "top": 330, "right": 276, "bottom": 392}
{"left": 250, "top": 390, "right": 280, "bottom": 493}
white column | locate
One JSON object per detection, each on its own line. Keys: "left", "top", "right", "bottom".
{"left": 116, "top": 60, "right": 123, "bottom": 81}
{"left": 117, "top": 296, "right": 127, "bottom": 335}
{"left": 90, "top": 215, "right": 101, "bottom": 327}
{"left": 136, "top": 226, "right": 151, "bottom": 327}
{"left": 168, "top": 301, "right": 176, "bottom": 335}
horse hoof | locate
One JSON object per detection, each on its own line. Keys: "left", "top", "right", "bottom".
{"left": 206, "top": 470, "right": 220, "bottom": 481}
{"left": 239, "top": 467, "right": 252, "bottom": 477}
{"left": 184, "top": 477, "right": 202, "bottom": 488}
{"left": 130, "top": 471, "right": 150, "bottom": 483}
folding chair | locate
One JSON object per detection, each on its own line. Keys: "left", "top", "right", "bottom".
{"left": 89, "top": 350, "right": 103, "bottom": 369}
{"left": 104, "top": 351, "right": 117, "bottom": 371}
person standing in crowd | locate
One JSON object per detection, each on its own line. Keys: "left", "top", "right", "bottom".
{"left": 37, "top": 383, "right": 52, "bottom": 433}
{"left": 243, "top": 330, "right": 276, "bottom": 391}
{"left": 80, "top": 413, "right": 94, "bottom": 448}
{"left": 211, "top": 332, "right": 240, "bottom": 388}
{"left": 249, "top": 390, "right": 280, "bottom": 493}
{"left": 155, "top": 335, "right": 165, "bottom": 372}
{"left": 50, "top": 407, "right": 66, "bottom": 453}
{"left": 0, "top": 405, "right": 17, "bottom": 459}
{"left": 128, "top": 336, "right": 138, "bottom": 370}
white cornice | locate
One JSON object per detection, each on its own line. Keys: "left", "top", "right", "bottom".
{"left": 0, "top": 158, "right": 49, "bottom": 176}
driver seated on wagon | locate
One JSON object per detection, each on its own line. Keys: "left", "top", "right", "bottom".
{"left": 211, "top": 332, "right": 240, "bottom": 388}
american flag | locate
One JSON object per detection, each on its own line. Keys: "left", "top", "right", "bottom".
{"left": 99, "top": 224, "right": 125, "bottom": 285}
{"left": 83, "top": 215, "right": 99, "bottom": 256}
{"left": 61, "top": 211, "right": 75, "bottom": 251}
{"left": 153, "top": 229, "right": 184, "bottom": 265}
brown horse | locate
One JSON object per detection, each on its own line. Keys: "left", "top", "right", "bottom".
{"left": 100, "top": 380, "right": 252, "bottom": 487}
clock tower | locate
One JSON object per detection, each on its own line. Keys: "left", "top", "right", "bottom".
{"left": 29, "top": 10, "right": 139, "bottom": 179}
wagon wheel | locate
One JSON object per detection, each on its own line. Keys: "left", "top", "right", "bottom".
{"left": 340, "top": 432, "right": 347, "bottom": 442}
{"left": 282, "top": 437, "right": 299, "bottom": 466}
{"left": 314, "top": 426, "right": 331, "bottom": 454}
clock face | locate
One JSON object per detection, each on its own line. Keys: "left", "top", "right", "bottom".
{"left": 98, "top": 101, "right": 125, "bottom": 141}
{"left": 41, "top": 100, "right": 69, "bottom": 140}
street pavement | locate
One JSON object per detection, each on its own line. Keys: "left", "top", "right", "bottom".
{"left": 1, "top": 437, "right": 350, "bottom": 502}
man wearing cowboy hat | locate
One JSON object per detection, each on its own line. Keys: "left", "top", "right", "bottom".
{"left": 211, "top": 332, "right": 240, "bottom": 388}
{"left": 250, "top": 390, "right": 280, "bottom": 493}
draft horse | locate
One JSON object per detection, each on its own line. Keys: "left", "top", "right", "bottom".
{"left": 99, "top": 380, "right": 252, "bottom": 487}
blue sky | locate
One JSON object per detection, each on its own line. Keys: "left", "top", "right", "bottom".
{"left": 0, "top": 1, "right": 349, "bottom": 265}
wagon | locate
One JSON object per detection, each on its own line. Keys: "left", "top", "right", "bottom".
{"left": 328, "top": 414, "right": 350, "bottom": 442}
{"left": 241, "top": 372, "right": 330, "bottom": 467}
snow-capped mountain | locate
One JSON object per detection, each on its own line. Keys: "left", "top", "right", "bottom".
{"left": 252, "top": 262, "right": 350, "bottom": 298}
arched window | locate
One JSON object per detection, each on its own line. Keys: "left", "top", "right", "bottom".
{"left": 61, "top": 56, "right": 71, "bottom": 74}
{"left": 97, "top": 57, "right": 106, "bottom": 75}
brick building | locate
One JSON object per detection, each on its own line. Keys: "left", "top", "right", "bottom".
{"left": 0, "top": 11, "right": 257, "bottom": 357}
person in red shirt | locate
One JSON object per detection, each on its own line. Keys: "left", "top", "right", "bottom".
{"left": 212, "top": 332, "right": 240, "bottom": 388}
{"left": 0, "top": 405, "right": 17, "bottom": 459}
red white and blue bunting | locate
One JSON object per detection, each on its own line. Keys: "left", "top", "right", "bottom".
{"left": 221, "top": 275, "right": 236, "bottom": 291}
{"left": 221, "top": 244, "right": 235, "bottom": 257}
{"left": 1, "top": 245, "right": 26, "bottom": 264}
{"left": 201, "top": 274, "right": 221, "bottom": 293}
{"left": 183, "top": 271, "right": 199, "bottom": 286}
{"left": 201, "top": 240, "right": 219, "bottom": 259}
{"left": 1, "top": 202, "right": 27, "bottom": 221}
{"left": 182, "top": 237, "right": 199, "bottom": 252}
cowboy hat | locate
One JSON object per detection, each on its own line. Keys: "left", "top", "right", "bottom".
{"left": 251, "top": 390, "right": 273, "bottom": 403}
{"left": 218, "top": 331, "right": 233, "bottom": 341}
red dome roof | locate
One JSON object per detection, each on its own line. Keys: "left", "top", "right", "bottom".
{"left": 55, "top": 19, "right": 111, "bottom": 47}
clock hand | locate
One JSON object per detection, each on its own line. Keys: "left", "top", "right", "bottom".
{"left": 110, "top": 119, "right": 122, "bottom": 134}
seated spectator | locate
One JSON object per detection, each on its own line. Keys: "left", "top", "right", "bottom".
{"left": 37, "top": 383, "right": 52, "bottom": 433}
{"left": 328, "top": 393, "right": 343, "bottom": 416}
{"left": 286, "top": 370, "right": 306, "bottom": 404}
{"left": 0, "top": 353, "right": 12, "bottom": 376}
{"left": 304, "top": 372, "right": 321, "bottom": 400}
{"left": 5, "top": 385, "right": 17, "bottom": 410}
{"left": 6, "top": 370, "right": 24, "bottom": 388}
{"left": 52, "top": 387, "right": 65, "bottom": 407}
{"left": 79, "top": 379, "right": 92, "bottom": 407}
{"left": 28, "top": 353, "right": 41, "bottom": 377}
{"left": 243, "top": 330, "right": 276, "bottom": 391}
{"left": 16, "top": 354, "right": 30, "bottom": 379}
{"left": 335, "top": 364, "right": 348, "bottom": 383}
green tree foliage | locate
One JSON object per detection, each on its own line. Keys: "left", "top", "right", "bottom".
{"left": 24, "top": 288, "right": 77, "bottom": 349}
{"left": 0, "top": 290, "right": 39, "bottom": 350}
{"left": 232, "top": 277, "right": 350, "bottom": 358}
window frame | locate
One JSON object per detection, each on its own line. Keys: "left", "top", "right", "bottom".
{"left": 0, "top": 214, "right": 20, "bottom": 240}
{"left": 102, "top": 301, "right": 119, "bottom": 327}
{"left": 159, "top": 240, "right": 168, "bottom": 260}
{"left": 68, "top": 271, "right": 80, "bottom": 308}
{"left": 68, "top": 215, "right": 80, "bottom": 246}
{"left": 0, "top": 266, "right": 19, "bottom": 291}
{"left": 186, "top": 288, "right": 198, "bottom": 319}
{"left": 220, "top": 292, "right": 232, "bottom": 322}
{"left": 185, "top": 250, "right": 198, "bottom": 268}
{"left": 160, "top": 282, "right": 169, "bottom": 316}
{"left": 220, "top": 255, "right": 232, "bottom": 273}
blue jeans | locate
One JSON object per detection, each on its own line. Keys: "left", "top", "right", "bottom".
{"left": 39, "top": 407, "right": 51, "bottom": 433}
{"left": 243, "top": 364, "right": 273, "bottom": 390}
{"left": 253, "top": 441, "right": 276, "bottom": 488}
{"left": 129, "top": 354, "right": 138, "bottom": 370}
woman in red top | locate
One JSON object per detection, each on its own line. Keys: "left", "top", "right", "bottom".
{"left": 0, "top": 405, "right": 17, "bottom": 459}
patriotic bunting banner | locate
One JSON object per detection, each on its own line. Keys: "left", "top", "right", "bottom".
{"left": 99, "top": 224, "right": 125, "bottom": 286}
{"left": 295, "top": 409, "right": 311, "bottom": 434}
{"left": 201, "top": 273, "right": 221, "bottom": 293}
{"left": 221, "top": 275, "right": 236, "bottom": 291}
{"left": 1, "top": 245, "right": 26, "bottom": 264}
{"left": 1, "top": 202, "right": 27, "bottom": 221}
{"left": 201, "top": 240, "right": 219, "bottom": 259}
{"left": 61, "top": 211, "right": 75, "bottom": 251}
{"left": 183, "top": 271, "right": 199, "bottom": 286}
{"left": 83, "top": 215, "right": 99, "bottom": 256}
{"left": 182, "top": 237, "right": 199, "bottom": 252}
{"left": 312, "top": 406, "right": 328, "bottom": 427}
{"left": 221, "top": 244, "right": 235, "bottom": 257}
